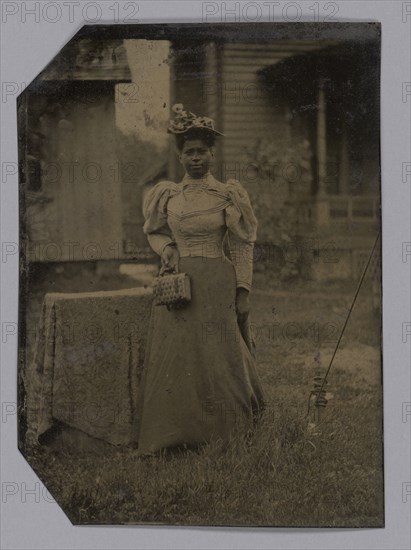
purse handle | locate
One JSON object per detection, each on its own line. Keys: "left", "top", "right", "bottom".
{"left": 159, "top": 264, "right": 178, "bottom": 277}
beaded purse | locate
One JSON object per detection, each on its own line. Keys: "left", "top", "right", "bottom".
{"left": 152, "top": 271, "right": 191, "bottom": 308}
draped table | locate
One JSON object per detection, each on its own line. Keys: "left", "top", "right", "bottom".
{"left": 27, "top": 287, "right": 154, "bottom": 452}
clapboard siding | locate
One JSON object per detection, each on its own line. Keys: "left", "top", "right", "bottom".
{"left": 204, "top": 43, "right": 220, "bottom": 121}
{"left": 223, "top": 42, "right": 336, "bottom": 50}
{"left": 172, "top": 41, "right": 328, "bottom": 192}
{"left": 223, "top": 104, "right": 283, "bottom": 115}
{"left": 26, "top": 93, "right": 123, "bottom": 261}
{"left": 219, "top": 44, "right": 289, "bottom": 184}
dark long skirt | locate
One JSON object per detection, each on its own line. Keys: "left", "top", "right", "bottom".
{"left": 136, "top": 256, "right": 265, "bottom": 455}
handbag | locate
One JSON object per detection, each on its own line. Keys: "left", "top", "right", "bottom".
{"left": 152, "top": 269, "right": 191, "bottom": 308}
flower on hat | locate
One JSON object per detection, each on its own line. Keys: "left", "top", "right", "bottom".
{"left": 172, "top": 103, "right": 184, "bottom": 114}
{"left": 167, "top": 103, "right": 223, "bottom": 136}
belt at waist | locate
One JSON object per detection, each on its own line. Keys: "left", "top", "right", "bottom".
{"left": 177, "top": 242, "right": 223, "bottom": 258}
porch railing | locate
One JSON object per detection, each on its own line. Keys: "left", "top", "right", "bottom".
{"left": 294, "top": 194, "right": 380, "bottom": 225}
{"left": 328, "top": 195, "right": 380, "bottom": 222}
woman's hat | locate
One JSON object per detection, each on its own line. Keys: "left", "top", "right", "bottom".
{"left": 167, "top": 103, "right": 224, "bottom": 136}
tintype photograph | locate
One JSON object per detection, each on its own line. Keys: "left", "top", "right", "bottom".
{"left": 18, "top": 22, "right": 383, "bottom": 526}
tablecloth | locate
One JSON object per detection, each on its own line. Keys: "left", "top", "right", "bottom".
{"left": 27, "top": 287, "right": 154, "bottom": 448}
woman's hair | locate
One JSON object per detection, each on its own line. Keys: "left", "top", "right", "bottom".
{"left": 175, "top": 129, "right": 216, "bottom": 152}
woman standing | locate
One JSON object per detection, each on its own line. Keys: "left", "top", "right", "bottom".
{"left": 136, "top": 104, "right": 265, "bottom": 455}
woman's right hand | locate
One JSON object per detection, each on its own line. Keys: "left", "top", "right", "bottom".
{"left": 160, "top": 243, "right": 179, "bottom": 274}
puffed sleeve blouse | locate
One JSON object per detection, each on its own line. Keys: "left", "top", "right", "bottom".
{"left": 142, "top": 174, "right": 257, "bottom": 291}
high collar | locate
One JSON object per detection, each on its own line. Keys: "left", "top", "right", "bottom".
{"left": 182, "top": 171, "right": 215, "bottom": 189}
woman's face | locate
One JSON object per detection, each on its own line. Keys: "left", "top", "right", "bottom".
{"left": 179, "top": 139, "right": 214, "bottom": 179}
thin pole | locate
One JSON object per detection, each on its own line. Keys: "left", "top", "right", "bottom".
{"left": 314, "top": 231, "right": 381, "bottom": 407}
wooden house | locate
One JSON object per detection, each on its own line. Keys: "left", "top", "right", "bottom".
{"left": 19, "top": 36, "right": 134, "bottom": 263}
{"left": 169, "top": 36, "right": 380, "bottom": 280}
{"left": 19, "top": 26, "right": 380, "bottom": 280}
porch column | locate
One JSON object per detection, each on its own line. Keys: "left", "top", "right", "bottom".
{"left": 339, "top": 121, "right": 349, "bottom": 195}
{"left": 315, "top": 79, "right": 329, "bottom": 226}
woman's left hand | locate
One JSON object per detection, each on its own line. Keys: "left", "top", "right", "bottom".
{"left": 236, "top": 287, "right": 250, "bottom": 323}
{"left": 160, "top": 243, "right": 179, "bottom": 274}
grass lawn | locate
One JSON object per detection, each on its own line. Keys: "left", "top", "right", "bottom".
{"left": 24, "top": 269, "right": 384, "bottom": 526}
